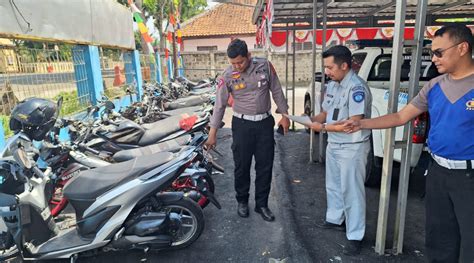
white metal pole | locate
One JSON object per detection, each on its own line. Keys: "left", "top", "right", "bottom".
{"left": 375, "top": 0, "right": 407, "bottom": 255}
{"left": 318, "top": 0, "right": 328, "bottom": 163}
{"left": 393, "top": 0, "right": 428, "bottom": 254}
{"left": 310, "top": 0, "right": 318, "bottom": 162}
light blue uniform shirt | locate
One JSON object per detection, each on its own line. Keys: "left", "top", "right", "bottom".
{"left": 322, "top": 70, "right": 372, "bottom": 143}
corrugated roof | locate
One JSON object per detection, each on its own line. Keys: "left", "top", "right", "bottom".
{"left": 182, "top": 0, "right": 257, "bottom": 38}
{"left": 253, "top": 0, "right": 474, "bottom": 29}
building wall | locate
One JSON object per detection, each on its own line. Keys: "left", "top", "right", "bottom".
{"left": 181, "top": 50, "right": 322, "bottom": 85}
{"left": 182, "top": 35, "right": 258, "bottom": 52}
{"left": 0, "top": 49, "right": 19, "bottom": 73}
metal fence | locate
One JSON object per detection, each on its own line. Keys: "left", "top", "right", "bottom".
{"left": 99, "top": 48, "right": 127, "bottom": 99}
{"left": 0, "top": 45, "right": 93, "bottom": 117}
{"left": 139, "top": 53, "right": 158, "bottom": 85}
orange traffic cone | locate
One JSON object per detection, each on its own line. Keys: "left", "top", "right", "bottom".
{"left": 113, "top": 66, "right": 125, "bottom": 86}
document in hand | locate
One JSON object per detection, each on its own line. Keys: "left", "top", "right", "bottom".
{"left": 283, "top": 114, "right": 312, "bottom": 126}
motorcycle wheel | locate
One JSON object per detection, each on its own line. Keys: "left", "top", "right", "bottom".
{"left": 159, "top": 197, "right": 205, "bottom": 250}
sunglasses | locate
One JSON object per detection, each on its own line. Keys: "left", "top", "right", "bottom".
{"left": 429, "top": 42, "right": 464, "bottom": 58}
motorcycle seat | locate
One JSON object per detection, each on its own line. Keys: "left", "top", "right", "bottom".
{"left": 159, "top": 106, "right": 202, "bottom": 117}
{"left": 190, "top": 82, "right": 210, "bottom": 90}
{"left": 64, "top": 151, "right": 174, "bottom": 203}
{"left": 164, "top": 95, "right": 209, "bottom": 110}
{"left": 113, "top": 135, "right": 191, "bottom": 162}
{"left": 189, "top": 87, "right": 213, "bottom": 95}
{"left": 139, "top": 115, "right": 183, "bottom": 146}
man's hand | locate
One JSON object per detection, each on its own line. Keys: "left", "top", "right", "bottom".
{"left": 278, "top": 115, "right": 290, "bottom": 134}
{"left": 341, "top": 119, "right": 362, "bottom": 133}
{"left": 204, "top": 128, "right": 218, "bottom": 150}
{"left": 309, "top": 122, "right": 323, "bottom": 132}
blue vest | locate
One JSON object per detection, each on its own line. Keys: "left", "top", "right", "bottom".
{"left": 427, "top": 83, "right": 474, "bottom": 160}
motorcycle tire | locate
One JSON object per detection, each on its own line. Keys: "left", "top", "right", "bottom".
{"left": 158, "top": 197, "right": 205, "bottom": 250}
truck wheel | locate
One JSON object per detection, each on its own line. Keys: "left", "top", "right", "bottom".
{"left": 304, "top": 99, "right": 311, "bottom": 133}
{"left": 365, "top": 138, "right": 382, "bottom": 187}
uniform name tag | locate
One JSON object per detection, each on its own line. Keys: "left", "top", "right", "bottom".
{"left": 332, "top": 108, "right": 339, "bottom": 121}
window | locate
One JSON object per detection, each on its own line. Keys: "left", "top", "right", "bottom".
{"left": 368, "top": 54, "right": 440, "bottom": 81}
{"left": 351, "top": 53, "right": 367, "bottom": 74}
{"left": 197, "top": 46, "right": 217, "bottom": 52}
{"left": 291, "top": 42, "right": 313, "bottom": 51}
{"left": 7, "top": 56, "right": 14, "bottom": 65}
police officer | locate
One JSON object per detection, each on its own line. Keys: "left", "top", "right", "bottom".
{"left": 308, "top": 45, "right": 372, "bottom": 255}
{"left": 344, "top": 24, "right": 474, "bottom": 262}
{"left": 205, "top": 39, "right": 290, "bottom": 222}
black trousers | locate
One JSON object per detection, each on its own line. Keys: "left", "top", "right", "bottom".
{"left": 231, "top": 116, "right": 275, "bottom": 208}
{"left": 425, "top": 158, "right": 474, "bottom": 263}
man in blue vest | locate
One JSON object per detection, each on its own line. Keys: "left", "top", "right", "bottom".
{"left": 343, "top": 24, "right": 474, "bottom": 262}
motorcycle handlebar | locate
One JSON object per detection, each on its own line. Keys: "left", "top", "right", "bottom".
{"left": 31, "top": 166, "right": 45, "bottom": 178}
{"left": 78, "top": 143, "right": 100, "bottom": 156}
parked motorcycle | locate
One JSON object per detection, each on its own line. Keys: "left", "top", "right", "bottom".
{"left": 0, "top": 132, "right": 205, "bottom": 262}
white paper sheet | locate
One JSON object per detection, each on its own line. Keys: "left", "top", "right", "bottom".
{"left": 284, "top": 114, "right": 312, "bottom": 126}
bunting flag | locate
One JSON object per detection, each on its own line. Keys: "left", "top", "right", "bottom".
{"left": 315, "top": 29, "right": 334, "bottom": 45}
{"left": 269, "top": 31, "right": 287, "bottom": 47}
{"left": 170, "top": 14, "right": 177, "bottom": 26}
{"left": 404, "top": 27, "right": 415, "bottom": 40}
{"left": 176, "top": 23, "right": 182, "bottom": 45}
{"left": 380, "top": 27, "right": 395, "bottom": 39}
{"left": 294, "top": 30, "right": 310, "bottom": 43}
{"left": 128, "top": 1, "right": 155, "bottom": 48}
{"left": 355, "top": 28, "right": 378, "bottom": 40}
{"left": 426, "top": 26, "right": 442, "bottom": 38}
{"left": 335, "top": 28, "right": 354, "bottom": 43}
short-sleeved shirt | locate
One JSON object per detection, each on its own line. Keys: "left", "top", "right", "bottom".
{"left": 209, "top": 57, "right": 289, "bottom": 129}
{"left": 322, "top": 70, "right": 372, "bottom": 143}
{"left": 410, "top": 73, "right": 474, "bottom": 160}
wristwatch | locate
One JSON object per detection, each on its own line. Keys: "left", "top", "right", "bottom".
{"left": 321, "top": 123, "right": 327, "bottom": 133}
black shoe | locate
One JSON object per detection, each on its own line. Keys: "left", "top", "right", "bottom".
{"left": 315, "top": 220, "right": 346, "bottom": 232}
{"left": 254, "top": 207, "right": 275, "bottom": 222}
{"left": 343, "top": 240, "right": 362, "bottom": 256}
{"left": 237, "top": 203, "right": 249, "bottom": 218}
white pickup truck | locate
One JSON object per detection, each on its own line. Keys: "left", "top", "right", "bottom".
{"left": 304, "top": 46, "right": 439, "bottom": 186}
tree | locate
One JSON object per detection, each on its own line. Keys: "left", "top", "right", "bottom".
{"left": 142, "top": 0, "right": 207, "bottom": 50}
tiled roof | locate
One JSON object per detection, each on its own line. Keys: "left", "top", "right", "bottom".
{"left": 182, "top": 0, "right": 257, "bottom": 38}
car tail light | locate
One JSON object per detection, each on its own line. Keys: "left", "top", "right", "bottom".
{"left": 412, "top": 112, "right": 429, "bottom": 143}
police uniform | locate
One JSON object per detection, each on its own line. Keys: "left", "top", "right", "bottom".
{"left": 321, "top": 69, "right": 372, "bottom": 241}
{"left": 209, "top": 57, "right": 288, "bottom": 208}
{"left": 411, "top": 73, "right": 474, "bottom": 262}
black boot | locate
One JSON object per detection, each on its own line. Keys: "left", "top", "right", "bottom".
{"left": 237, "top": 203, "right": 249, "bottom": 218}
{"left": 254, "top": 207, "right": 275, "bottom": 222}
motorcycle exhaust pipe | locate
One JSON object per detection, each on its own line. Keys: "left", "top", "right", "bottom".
{"left": 211, "top": 162, "right": 225, "bottom": 173}
{"left": 184, "top": 190, "right": 201, "bottom": 202}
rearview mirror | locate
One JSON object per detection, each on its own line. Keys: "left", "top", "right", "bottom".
{"left": 315, "top": 72, "right": 329, "bottom": 83}
{"left": 56, "top": 96, "right": 63, "bottom": 117}
{"left": 13, "top": 148, "right": 32, "bottom": 170}
{"left": 105, "top": 101, "right": 115, "bottom": 110}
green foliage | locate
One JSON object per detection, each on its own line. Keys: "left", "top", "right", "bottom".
{"left": 0, "top": 115, "right": 13, "bottom": 138}
{"left": 134, "top": 31, "right": 143, "bottom": 51}
{"left": 178, "top": 0, "right": 207, "bottom": 21}
{"left": 54, "top": 91, "right": 86, "bottom": 116}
